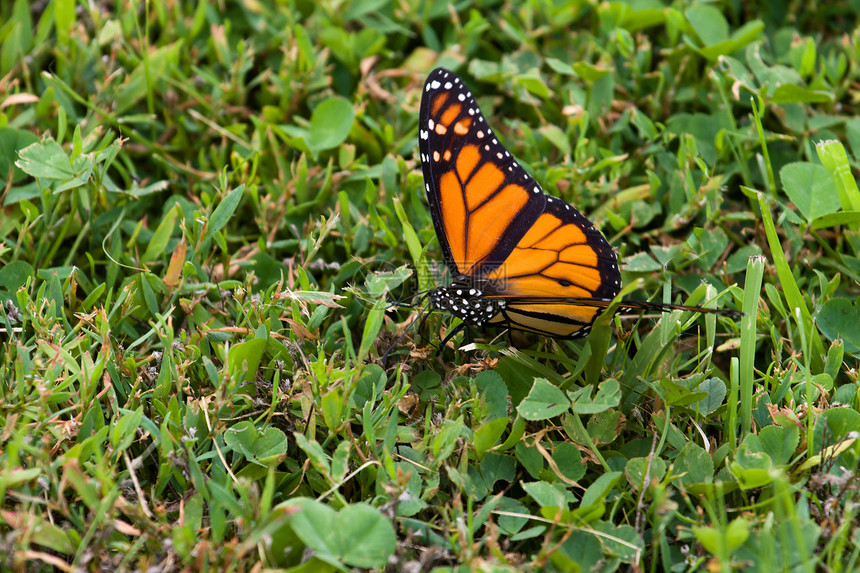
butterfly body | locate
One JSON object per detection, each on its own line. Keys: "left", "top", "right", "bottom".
{"left": 428, "top": 282, "right": 505, "bottom": 328}
{"left": 418, "top": 67, "right": 736, "bottom": 341}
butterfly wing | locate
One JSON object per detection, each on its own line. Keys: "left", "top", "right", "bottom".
{"left": 419, "top": 68, "right": 546, "bottom": 277}
{"left": 483, "top": 195, "right": 622, "bottom": 337}
{"left": 419, "top": 67, "right": 622, "bottom": 338}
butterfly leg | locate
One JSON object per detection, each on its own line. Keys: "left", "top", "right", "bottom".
{"left": 439, "top": 321, "right": 467, "bottom": 351}
{"left": 380, "top": 296, "right": 431, "bottom": 366}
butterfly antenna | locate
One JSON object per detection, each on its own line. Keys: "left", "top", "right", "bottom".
{"left": 386, "top": 288, "right": 432, "bottom": 311}
{"left": 617, "top": 300, "right": 743, "bottom": 319}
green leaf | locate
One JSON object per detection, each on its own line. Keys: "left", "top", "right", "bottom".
{"left": 207, "top": 185, "right": 245, "bottom": 239}
{"left": 112, "top": 407, "right": 144, "bottom": 452}
{"left": 515, "top": 69, "right": 551, "bottom": 99}
{"left": 555, "top": 530, "right": 604, "bottom": 571}
{"left": 432, "top": 416, "right": 466, "bottom": 462}
{"left": 283, "top": 498, "right": 397, "bottom": 569}
{"left": 818, "top": 207, "right": 860, "bottom": 232}
{"left": 569, "top": 379, "right": 621, "bottom": 414}
{"left": 496, "top": 497, "right": 530, "bottom": 535}
{"left": 358, "top": 299, "right": 385, "bottom": 362}
{"left": 517, "top": 378, "right": 570, "bottom": 420}
{"left": 55, "top": 0, "right": 76, "bottom": 48}
{"left": 12, "top": 513, "right": 77, "bottom": 555}
{"left": 515, "top": 441, "right": 543, "bottom": 479}
{"left": 819, "top": 137, "right": 860, "bottom": 213}
{"left": 473, "top": 417, "right": 509, "bottom": 459}
{"left": 725, "top": 517, "right": 751, "bottom": 551}
{"left": 673, "top": 442, "right": 714, "bottom": 485}
{"left": 0, "top": 260, "right": 34, "bottom": 300}
{"left": 521, "top": 481, "right": 570, "bottom": 509}
{"left": 333, "top": 504, "right": 397, "bottom": 567}
{"left": 813, "top": 407, "right": 860, "bottom": 447}
{"left": 353, "top": 364, "right": 386, "bottom": 408}
{"left": 320, "top": 386, "right": 344, "bottom": 432}
{"left": 254, "top": 427, "right": 289, "bottom": 464}
{"left": 665, "top": 112, "right": 732, "bottom": 164}
{"left": 756, "top": 424, "right": 799, "bottom": 467}
{"left": 392, "top": 197, "right": 424, "bottom": 276}
{"left": 363, "top": 265, "right": 412, "bottom": 299}
{"left": 781, "top": 162, "right": 841, "bottom": 222}
{"left": 475, "top": 370, "right": 509, "bottom": 421}
{"left": 571, "top": 61, "right": 611, "bottom": 83}
{"left": 592, "top": 521, "right": 641, "bottom": 563}
{"left": 0, "top": 0, "right": 33, "bottom": 75}
{"left": 217, "top": 402, "right": 283, "bottom": 471}
{"left": 692, "top": 526, "right": 721, "bottom": 555}
{"left": 545, "top": 58, "right": 574, "bottom": 75}
{"left": 623, "top": 251, "right": 663, "bottom": 272}
{"left": 771, "top": 84, "right": 833, "bottom": 104}
{"left": 477, "top": 453, "right": 516, "bottom": 492}
{"left": 693, "top": 517, "right": 749, "bottom": 557}
{"left": 0, "top": 467, "right": 41, "bottom": 489}
{"left": 294, "top": 433, "right": 330, "bottom": 475}
{"left": 731, "top": 438, "right": 776, "bottom": 488}
{"left": 816, "top": 298, "right": 860, "bottom": 354}
{"left": 539, "top": 125, "right": 571, "bottom": 156}
{"left": 685, "top": 5, "right": 728, "bottom": 46}
{"left": 580, "top": 471, "right": 623, "bottom": 507}
{"left": 0, "top": 128, "right": 39, "bottom": 183}
{"left": 15, "top": 139, "right": 75, "bottom": 179}
{"left": 691, "top": 377, "right": 726, "bottom": 416}
{"left": 585, "top": 409, "right": 623, "bottom": 445}
{"left": 224, "top": 421, "right": 258, "bottom": 461}
{"left": 754, "top": 190, "right": 825, "bottom": 371}
{"left": 309, "top": 97, "right": 355, "bottom": 153}
{"left": 228, "top": 338, "right": 266, "bottom": 383}
{"left": 142, "top": 203, "right": 179, "bottom": 263}
{"left": 696, "top": 20, "right": 764, "bottom": 60}
{"left": 624, "top": 456, "right": 667, "bottom": 491}
{"left": 689, "top": 227, "right": 729, "bottom": 271}
{"left": 115, "top": 42, "right": 181, "bottom": 114}
{"left": 553, "top": 442, "right": 585, "bottom": 483}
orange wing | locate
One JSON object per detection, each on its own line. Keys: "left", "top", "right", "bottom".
{"left": 419, "top": 68, "right": 621, "bottom": 337}
{"left": 419, "top": 69, "right": 545, "bottom": 277}
{"left": 482, "top": 195, "right": 621, "bottom": 337}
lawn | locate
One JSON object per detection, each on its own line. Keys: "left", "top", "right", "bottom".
{"left": 1, "top": 0, "right": 859, "bottom": 571}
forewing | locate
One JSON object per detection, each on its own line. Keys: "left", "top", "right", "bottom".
{"left": 419, "top": 68, "right": 546, "bottom": 277}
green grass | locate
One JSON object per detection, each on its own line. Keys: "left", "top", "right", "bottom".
{"left": 2, "top": 0, "right": 860, "bottom": 571}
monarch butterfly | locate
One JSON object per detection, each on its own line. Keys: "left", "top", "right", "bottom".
{"left": 417, "top": 67, "right": 737, "bottom": 343}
